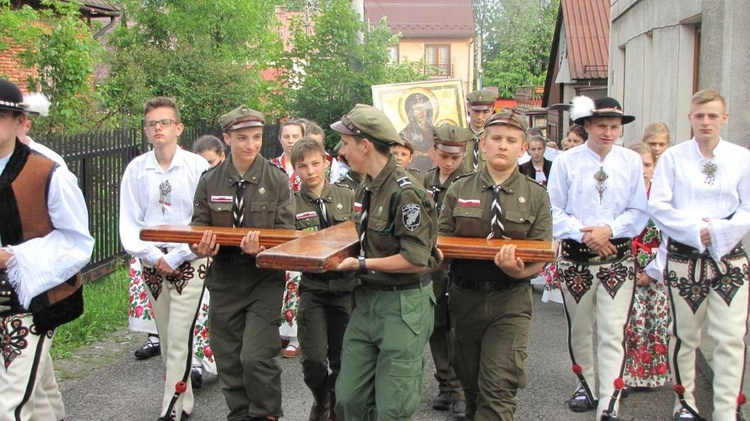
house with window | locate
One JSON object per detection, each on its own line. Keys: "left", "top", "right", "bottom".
{"left": 364, "top": 0, "right": 475, "bottom": 94}
{"left": 609, "top": 0, "right": 749, "bottom": 146}
{"left": 542, "top": 0, "right": 610, "bottom": 143}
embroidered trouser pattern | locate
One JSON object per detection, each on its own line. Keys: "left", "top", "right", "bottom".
{"left": 0, "top": 313, "right": 62, "bottom": 421}
{"left": 559, "top": 256, "right": 635, "bottom": 420}
{"left": 142, "top": 258, "right": 208, "bottom": 419}
{"left": 666, "top": 250, "right": 749, "bottom": 421}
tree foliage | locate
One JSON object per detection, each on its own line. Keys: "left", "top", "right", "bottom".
{"left": 0, "top": 0, "right": 103, "bottom": 135}
{"left": 278, "top": 0, "right": 427, "bottom": 148}
{"left": 474, "top": 0, "right": 558, "bottom": 98}
{"left": 100, "top": 0, "right": 283, "bottom": 127}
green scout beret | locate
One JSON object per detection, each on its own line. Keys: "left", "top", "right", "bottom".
{"left": 484, "top": 109, "right": 529, "bottom": 133}
{"left": 219, "top": 105, "right": 265, "bottom": 133}
{"left": 432, "top": 124, "right": 471, "bottom": 154}
{"left": 330, "top": 104, "right": 403, "bottom": 146}
{"left": 466, "top": 89, "right": 497, "bottom": 111}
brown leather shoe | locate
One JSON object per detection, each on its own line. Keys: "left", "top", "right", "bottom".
{"left": 282, "top": 345, "right": 301, "bottom": 358}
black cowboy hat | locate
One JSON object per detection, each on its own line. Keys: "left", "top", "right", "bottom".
{"left": 572, "top": 96, "right": 635, "bottom": 125}
{"left": 0, "top": 79, "right": 28, "bottom": 113}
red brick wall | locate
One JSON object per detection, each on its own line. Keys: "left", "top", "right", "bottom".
{"left": 0, "top": 40, "right": 38, "bottom": 93}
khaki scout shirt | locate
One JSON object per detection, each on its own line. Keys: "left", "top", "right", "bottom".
{"left": 354, "top": 156, "right": 438, "bottom": 286}
{"left": 439, "top": 167, "right": 552, "bottom": 281}
{"left": 336, "top": 171, "right": 363, "bottom": 191}
{"left": 191, "top": 154, "right": 295, "bottom": 233}
{"left": 294, "top": 181, "right": 357, "bottom": 292}
{"left": 461, "top": 133, "right": 486, "bottom": 174}
{"left": 423, "top": 165, "right": 471, "bottom": 213}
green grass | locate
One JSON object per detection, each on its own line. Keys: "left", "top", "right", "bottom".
{"left": 51, "top": 266, "right": 129, "bottom": 360}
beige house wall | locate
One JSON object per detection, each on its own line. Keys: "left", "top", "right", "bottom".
{"left": 396, "top": 37, "right": 474, "bottom": 94}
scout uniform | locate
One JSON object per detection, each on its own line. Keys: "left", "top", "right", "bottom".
{"left": 394, "top": 138, "right": 425, "bottom": 185}
{"left": 422, "top": 124, "right": 472, "bottom": 415}
{"left": 335, "top": 170, "right": 362, "bottom": 191}
{"left": 0, "top": 78, "right": 94, "bottom": 421}
{"left": 330, "top": 104, "right": 439, "bottom": 420}
{"left": 438, "top": 112, "right": 552, "bottom": 420}
{"left": 464, "top": 89, "right": 496, "bottom": 173}
{"left": 294, "top": 180, "right": 356, "bottom": 420}
{"left": 649, "top": 135, "right": 750, "bottom": 421}
{"left": 191, "top": 106, "right": 294, "bottom": 420}
{"left": 548, "top": 97, "right": 649, "bottom": 421}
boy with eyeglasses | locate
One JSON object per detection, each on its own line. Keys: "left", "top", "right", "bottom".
{"left": 119, "top": 97, "right": 210, "bottom": 420}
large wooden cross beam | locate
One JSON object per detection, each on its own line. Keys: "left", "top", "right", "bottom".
{"left": 139, "top": 222, "right": 557, "bottom": 273}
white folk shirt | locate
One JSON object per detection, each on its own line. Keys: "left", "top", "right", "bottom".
{"left": 1, "top": 151, "right": 94, "bottom": 308}
{"left": 649, "top": 138, "right": 750, "bottom": 261}
{"left": 28, "top": 138, "right": 68, "bottom": 171}
{"left": 119, "top": 147, "right": 209, "bottom": 269}
{"left": 548, "top": 143, "right": 649, "bottom": 242}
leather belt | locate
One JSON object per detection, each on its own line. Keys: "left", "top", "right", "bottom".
{"left": 561, "top": 238, "right": 631, "bottom": 263}
{"left": 453, "top": 276, "right": 528, "bottom": 292}
{"left": 360, "top": 277, "right": 431, "bottom": 292}
{"left": 667, "top": 239, "right": 745, "bottom": 259}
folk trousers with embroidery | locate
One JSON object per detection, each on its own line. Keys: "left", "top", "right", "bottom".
{"left": 665, "top": 249, "right": 749, "bottom": 421}
{"left": 0, "top": 313, "right": 64, "bottom": 421}
{"left": 142, "top": 258, "right": 208, "bottom": 420}
{"left": 559, "top": 256, "right": 635, "bottom": 420}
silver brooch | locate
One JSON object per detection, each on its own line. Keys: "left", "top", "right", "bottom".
{"left": 259, "top": 187, "right": 266, "bottom": 195}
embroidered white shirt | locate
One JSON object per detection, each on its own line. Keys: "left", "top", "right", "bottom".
{"left": 119, "top": 147, "right": 209, "bottom": 269}
{"left": 548, "top": 143, "right": 649, "bottom": 241}
{"left": 1, "top": 151, "right": 94, "bottom": 308}
{"left": 649, "top": 138, "right": 750, "bottom": 260}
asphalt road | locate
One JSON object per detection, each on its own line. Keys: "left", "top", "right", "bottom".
{"left": 60, "top": 287, "right": 712, "bottom": 420}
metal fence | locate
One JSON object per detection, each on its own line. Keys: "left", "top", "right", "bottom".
{"left": 39, "top": 120, "right": 281, "bottom": 282}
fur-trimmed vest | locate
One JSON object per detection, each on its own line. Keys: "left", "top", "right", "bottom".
{"left": 0, "top": 140, "right": 83, "bottom": 331}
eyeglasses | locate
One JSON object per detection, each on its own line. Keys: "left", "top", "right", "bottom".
{"left": 144, "top": 119, "right": 178, "bottom": 129}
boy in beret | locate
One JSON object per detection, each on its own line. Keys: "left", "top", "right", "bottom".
{"left": 330, "top": 104, "right": 439, "bottom": 420}
{"left": 390, "top": 138, "right": 424, "bottom": 184}
{"left": 548, "top": 96, "right": 648, "bottom": 421}
{"left": 423, "top": 123, "right": 472, "bottom": 418}
{"left": 464, "top": 89, "right": 496, "bottom": 172}
{"left": 290, "top": 137, "right": 356, "bottom": 420}
{"left": 191, "top": 105, "right": 294, "bottom": 421}
{"left": 439, "top": 111, "right": 551, "bottom": 420}
{"left": 0, "top": 78, "right": 94, "bottom": 420}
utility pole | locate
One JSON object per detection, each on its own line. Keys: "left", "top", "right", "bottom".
{"left": 477, "top": 34, "right": 483, "bottom": 90}
{"left": 351, "top": 0, "right": 364, "bottom": 43}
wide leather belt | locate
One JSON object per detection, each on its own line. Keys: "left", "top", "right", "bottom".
{"left": 453, "top": 276, "right": 528, "bottom": 292}
{"left": 360, "top": 277, "right": 431, "bottom": 292}
{"left": 667, "top": 239, "right": 745, "bottom": 259}
{"left": 561, "top": 238, "right": 631, "bottom": 263}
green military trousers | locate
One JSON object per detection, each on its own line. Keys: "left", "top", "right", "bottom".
{"left": 298, "top": 290, "right": 353, "bottom": 401}
{"left": 449, "top": 281, "right": 532, "bottom": 421}
{"left": 207, "top": 258, "right": 285, "bottom": 420}
{"left": 429, "top": 269, "right": 465, "bottom": 398}
{"left": 335, "top": 281, "right": 435, "bottom": 420}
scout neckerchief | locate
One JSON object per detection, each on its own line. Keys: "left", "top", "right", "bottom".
{"left": 314, "top": 197, "right": 331, "bottom": 229}
{"left": 232, "top": 179, "right": 246, "bottom": 228}
{"left": 487, "top": 185, "right": 505, "bottom": 239}
{"left": 358, "top": 188, "right": 371, "bottom": 256}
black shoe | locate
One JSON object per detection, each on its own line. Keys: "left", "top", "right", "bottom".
{"left": 433, "top": 391, "right": 452, "bottom": 410}
{"left": 190, "top": 368, "right": 203, "bottom": 389}
{"left": 673, "top": 408, "right": 697, "bottom": 421}
{"left": 620, "top": 386, "right": 631, "bottom": 399}
{"left": 135, "top": 340, "right": 161, "bottom": 360}
{"left": 567, "top": 387, "right": 598, "bottom": 412}
{"left": 451, "top": 400, "right": 466, "bottom": 419}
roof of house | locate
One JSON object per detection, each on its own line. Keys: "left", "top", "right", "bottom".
{"left": 364, "top": 0, "right": 474, "bottom": 38}
{"left": 78, "top": 0, "right": 120, "bottom": 17}
{"left": 561, "top": 0, "right": 609, "bottom": 80}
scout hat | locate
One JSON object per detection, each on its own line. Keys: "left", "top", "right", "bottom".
{"left": 484, "top": 109, "right": 529, "bottom": 132}
{"left": 330, "top": 104, "right": 403, "bottom": 146}
{"left": 219, "top": 105, "right": 265, "bottom": 132}
{"left": 433, "top": 124, "right": 471, "bottom": 154}
{"left": 394, "top": 137, "right": 415, "bottom": 154}
{"left": 466, "top": 89, "right": 496, "bottom": 111}
{"left": 0, "top": 79, "right": 29, "bottom": 113}
{"left": 570, "top": 96, "right": 635, "bottom": 125}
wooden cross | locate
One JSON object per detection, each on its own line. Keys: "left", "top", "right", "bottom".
{"left": 139, "top": 221, "right": 557, "bottom": 273}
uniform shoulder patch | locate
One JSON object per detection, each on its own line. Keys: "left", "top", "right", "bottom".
{"left": 401, "top": 203, "right": 421, "bottom": 231}
{"left": 395, "top": 176, "right": 412, "bottom": 187}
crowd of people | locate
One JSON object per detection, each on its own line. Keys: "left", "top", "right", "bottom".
{"left": 1, "top": 75, "right": 748, "bottom": 421}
